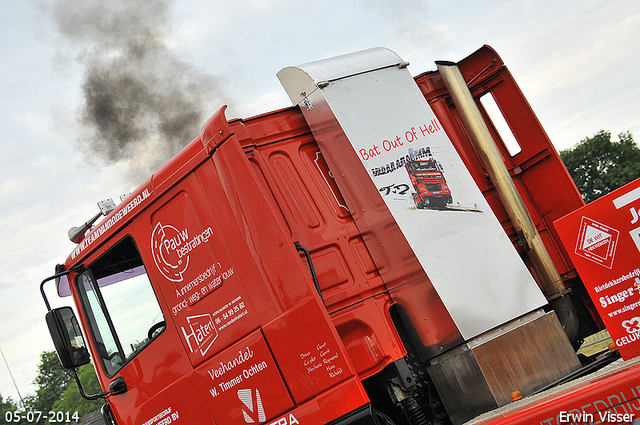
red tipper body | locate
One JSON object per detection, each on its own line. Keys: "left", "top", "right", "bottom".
{"left": 51, "top": 46, "right": 640, "bottom": 425}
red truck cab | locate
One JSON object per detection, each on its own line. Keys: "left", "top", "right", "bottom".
{"left": 405, "top": 159, "right": 452, "bottom": 209}
{"left": 42, "top": 106, "right": 377, "bottom": 425}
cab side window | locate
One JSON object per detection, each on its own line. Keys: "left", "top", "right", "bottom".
{"left": 76, "top": 236, "right": 165, "bottom": 377}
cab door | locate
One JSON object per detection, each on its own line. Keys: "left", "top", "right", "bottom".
{"left": 74, "top": 233, "right": 216, "bottom": 425}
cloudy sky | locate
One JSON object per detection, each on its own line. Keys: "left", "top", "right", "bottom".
{"left": 1, "top": 0, "right": 638, "bottom": 403}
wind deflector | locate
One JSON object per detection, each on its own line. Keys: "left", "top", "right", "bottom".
{"left": 201, "top": 105, "right": 234, "bottom": 154}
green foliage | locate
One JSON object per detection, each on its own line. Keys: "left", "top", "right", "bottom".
{"left": 1, "top": 393, "right": 30, "bottom": 425}
{"left": 560, "top": 130, "right": 640, "bottom": 203}
{"left": 52, "top": 364, "right": 103, "bottom": 416}
{"left": 29, "top": 351, "right": 72, "bottom": 414}
{"left": 1, "top": 393, "right": 18, "bottom": 416}
{"left": 0, "top": 393, "right": 16, "bottom": 411}
{"left": 16, "top": 351, "right": 103, "bottom": 423}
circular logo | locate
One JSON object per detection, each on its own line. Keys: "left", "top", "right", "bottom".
{"left": 151, "top": 222, "right": 189, "bottom": 282}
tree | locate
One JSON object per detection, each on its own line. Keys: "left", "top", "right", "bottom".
{"left": 52, "top": 363, "right": 103, "bottom": 416}
{"left": 1, "top": 393, "right": 18, "bottom": 417}
{"left": 29, "top": 351, "right": 104, "bottom": 420}
{"left": 1, "top": 351, "right": 104, "bottom": 425}
{"left": 560, "top": 130, "right": 640, "bottom": 203}
{"left": 29, "top": 351, "right": 72, "bottom": 415}
{"left": 0, "top": 393, "right": 16, "bottom": 411}
{"left": 1, "top": 393, "right": 29, "bottom": 425}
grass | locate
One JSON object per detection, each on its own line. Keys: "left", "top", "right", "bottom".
{"left": 577, "top": 329, "right": 613, "bottom": 357}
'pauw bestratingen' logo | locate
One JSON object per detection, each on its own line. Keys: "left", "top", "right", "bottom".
{"left": 151, "top": 222, "right": 190, "bottom": 282}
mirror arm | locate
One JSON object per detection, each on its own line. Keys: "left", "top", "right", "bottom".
{"left": 40, "top": 265, "right": 85, "bottom": 311}
{"left": 41, "top": 267, "right": 116, "bottom": 402}
{"left": 69, "top": 368, "right": 111, "bottom": 401}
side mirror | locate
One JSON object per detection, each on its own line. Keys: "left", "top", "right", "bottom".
{"left": 45, "top": 307, "right": 91, "bottom": 369}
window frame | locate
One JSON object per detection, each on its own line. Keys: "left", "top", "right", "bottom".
{"left": 75, "top": 235, "right": 165, "bottom": 378}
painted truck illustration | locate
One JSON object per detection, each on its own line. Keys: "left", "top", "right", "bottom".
{"left": 405, "top": 159, "right": 453, "bottom": 209}
{"left": 40, "top": 46, "right": 640, "bottom": 425}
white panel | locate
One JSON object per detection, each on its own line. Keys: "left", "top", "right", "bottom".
{"left": 279, "top": 48, "right": 547, "bottom": 339}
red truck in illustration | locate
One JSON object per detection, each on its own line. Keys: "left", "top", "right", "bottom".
{"left": 40, "top": 45, "right": 640, "bottom": 425}
{"left": 405, "top": 158, "right": 452, "bottom": 209}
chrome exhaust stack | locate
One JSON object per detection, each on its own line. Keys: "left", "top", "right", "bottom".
{"left": 436, "top": 61, "right": 578, "bottom": 342}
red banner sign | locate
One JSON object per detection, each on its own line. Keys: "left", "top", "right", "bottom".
{"left": 555, "top": 178, "right": 640, "bottom": 360}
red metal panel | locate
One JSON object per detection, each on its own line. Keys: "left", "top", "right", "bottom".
{"left": 208, "top": 131, "right": 323, "bottom": 314}
{"left": 231, "top": 111, "right": 387, "bottom": 312}
{"left": 228, "top": 109, "right": 411, "bottom": 374}
{"left": 331, "top": 294, "right": 406, "bottom": 379}
{"left": 142, "top": 175, "right": 262, "bottom": 367}
{"left": 120, "top": 373, "right": 216, "bottom": 425}
{"left": 415, "top": 45, "right": 585, "bottom": 287}
{"left": 262, "top": 297, "right": 357, "bottom": 404}
{"left": 194, "top": 331, "right": 294, "bottom": 424}
{"left": 205, "top": 127, "right": 370, "bottom": 411}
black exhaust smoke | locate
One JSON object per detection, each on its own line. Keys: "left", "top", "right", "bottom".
{"left": 47, "top": 0, "right": 230, "bottom": 183}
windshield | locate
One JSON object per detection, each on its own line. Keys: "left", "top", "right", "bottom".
{"left": 76, "top": 236, "right": 165, "bottom": 377}
{"left": 408, "top": 160, "right": 439, "bottom": 173}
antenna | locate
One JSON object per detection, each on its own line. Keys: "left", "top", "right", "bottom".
{"left": 0, "top": 346, "right": 25, "bottom": 410}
